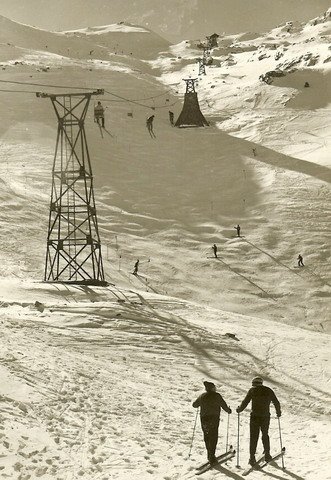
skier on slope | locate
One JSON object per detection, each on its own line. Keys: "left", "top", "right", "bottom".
{"left": 133, "top": 259, "right": 140, "bottom": 275}
{"left": 234, "top": 224, "right": 241, "bottom": 237}
{"left": 193, "top": 381, "right": 232, "bottom": 465}
{"left": 236, "top": 377, "right": 281, "bottom": 466}
{"left": 297, "top": 254, "right": 304, "bottom": 267}
{"left": 146, "top": 114, "right": 156, "bottom": 138}
{"left": 169, "top": 110, "right": 174, "bottom": 126}
{"left": 212, "top": 244, "right": 218, "bottom": 258}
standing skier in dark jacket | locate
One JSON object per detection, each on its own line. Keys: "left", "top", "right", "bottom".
{"left": 193, "top": 381, "right": 232, "bottom": 465}
{"left": 236, "top": 377, "right": 281, "bottom": 466}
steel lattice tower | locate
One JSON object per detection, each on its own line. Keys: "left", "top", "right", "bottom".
{"left": 184, "top": 78, "right": 198, "bottom": 94}
{"left": 175, "top": 79, "right": 209, "bottom": 127}
{"left": 37, "top": 89, "right": 106, "bottom": 285}
{"left": 203, "top": 47, "right": 210, "bottom": 65}
{"left": 198, "top": 58, "right": 206, "bottom": 75}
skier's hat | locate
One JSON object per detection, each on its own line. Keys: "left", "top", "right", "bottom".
{"left": 252, "top": 377, "right": 263, "bottom": 386}
{"left": 203, "top": 381, "right": 215, "bottom": 391}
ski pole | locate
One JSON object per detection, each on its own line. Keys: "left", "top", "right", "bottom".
{"left": 277, "top": 416, "right": 285, "bottom": 469}
{"left": 226, "top": 413, "right": 230, "bottom": 452}
{"left": 188, "top": 408, "right": 199, "bottom": 458}
{"left": 236, "top": 412, "right": 240, "bottom": 468}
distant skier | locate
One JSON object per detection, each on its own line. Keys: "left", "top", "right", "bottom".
{"left": 297, "top": 254, "right": 304, "bottom": 267}
{"left": 212, "top": 244, "right": 218, "bottom": 258}
{"left": 252, "top": 148, "right": 257, "bottom": 157}
{"left": 234, "top": 224, "right": 241, "bottom": 237}
{"left": 94, "top": 101, "right": 105, "bottom": 128}
{"left": 304, "top": 81, "right": 310, "bottom": 88}
{"left": 193, "top": 381, "right": 232, "bottom": 465}
{"left": 133, "top": 259, "right": 140, "bottom": 275}
{"left": 236, "top": 377, "right": 281, "bottom": 466}
{"left": 169, "top": 110, "right": 174, "bottom": 126}
{"left": 146, "top": 115, "right": 156, "bottom": 138}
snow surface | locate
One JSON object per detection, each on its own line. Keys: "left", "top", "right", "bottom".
{"left": 153, "top": 10, "right": 331, "bottom": 167}
{"left": 0, "top": 9, "right": 330, "bottom": 480}
{"left": 64, "top": 24, "right": 150, "bottom": 35}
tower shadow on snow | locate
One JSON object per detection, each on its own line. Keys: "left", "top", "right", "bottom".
{"left": 241, "top": 239, "right": 306, "bottom": 279}
{"left": 43, "top": 283, "right": 330, "bottom": 409}
{"left": 214, "top": 257, "right": 277, "bottom": 301}
{"left": 245, "top": 143, "right": 331, "bottom": 184}
{"left": 242, "top": 238, "right": 331, "bottom": 288}
{"left": 120, "top": 292, "right": 330, "bottom": 406}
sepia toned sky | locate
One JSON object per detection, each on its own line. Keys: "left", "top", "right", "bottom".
{"left": 0, "top": 0, "right": 330, "bottom": 39}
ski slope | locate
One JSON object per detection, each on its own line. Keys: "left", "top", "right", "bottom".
{"left": 0, "top": 280, "right": 330, "bottom": 480}
{"left": 0, "top": 9, "right": 330, "bottom": 480}
{"left": 154, "top": 9, "right": 331, "bottom": 167}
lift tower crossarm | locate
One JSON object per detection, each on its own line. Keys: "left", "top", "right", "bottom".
{"left": 36, "top": 89, "right": 104, "bottom": 98}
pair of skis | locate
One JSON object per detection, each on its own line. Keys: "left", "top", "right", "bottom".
{"left": 196, "top": 446, "right": 236, "bottom": 475}
{"left": 196, "top": 447, "right": 285, "bottom": 476}
{"left": 242, "top": 447, "right": 286, "bottom": 476}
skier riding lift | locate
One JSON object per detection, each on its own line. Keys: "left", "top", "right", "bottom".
{"left": 94, "top": 101, "right": 105, "bottom": 128}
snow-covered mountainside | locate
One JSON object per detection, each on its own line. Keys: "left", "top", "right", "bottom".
{"left": 62, "top": 22, "right": 170, "bottom": 60}
{"left": 155, "top": 8, "right": 331, "bottom": 165}
{"left": 2, "top": 0, "right": 331, "bottom": 41}
{"left": 0, "top": 15, "right": 170, "bottom": 60}
{"left": 0, "top": 10, "right": 330, "bottom": 480}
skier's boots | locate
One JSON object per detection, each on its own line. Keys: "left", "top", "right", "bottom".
{"left": 264, "top": 453, "right": 272, "bottom": 463}
{"left": 208, "top": 455, "right": 217, "bottom": 466}
{"left": 249, "top": 456, "right": 256, "bottom": 466}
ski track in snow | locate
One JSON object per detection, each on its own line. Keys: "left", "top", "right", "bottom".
{"left": 0, "top": 284, "right": 330, "bottom": 479}
{"left": 0, "top": 8, "right": 331, "bottom": 480}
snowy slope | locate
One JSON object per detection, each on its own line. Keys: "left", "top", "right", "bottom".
{"left": 155, "top": 10, "right": 331, "bottom": 166}
{"left": 62, "top": 22, "right": 170, "bottom": 60}
{"left": 0, "top": 15, "right": 170, "bottom": 61}
{"left": 0, "top": 11, "right": 330, "bottom": 480}
{"left": 2, "top": 0, "right": 331, "bottom": 41}
{"left": 0, "top": 280, "right": 330, "bottom": 480}
{"left": 1, "top": 49, "right": 330, "bottom": 332}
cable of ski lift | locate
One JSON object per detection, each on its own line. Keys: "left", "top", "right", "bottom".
{"left": 0, "top": 79, "right": 93, "bottom": 91}
{"left": 127, "top": 90, "right": 172, "bottom": 101}
{"left": 0, "top": 88, "right": 37, "bottom": 94}
{"left": 104, "top": 89, "right": 156, "bottom": 109}
{"left": 101, "top": 96, "right": 179, "bottom": 109}
{"left": 0, "top": 86, "right": 180, "bottom": 112}
{"left": 0, "top": 85, "right": 329, "bottom": 114}
{"left": 0, "top": 79, "right": 178, "bottom": 108}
